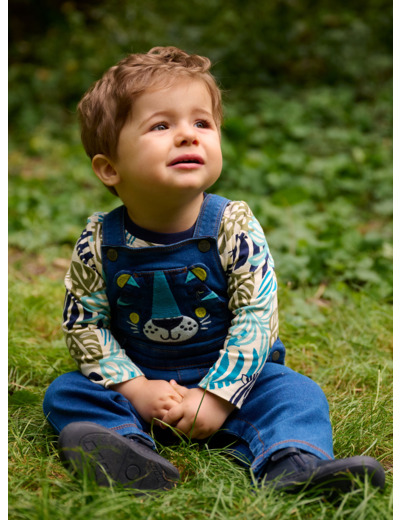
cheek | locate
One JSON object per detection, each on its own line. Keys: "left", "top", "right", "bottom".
{"left": 213, "top": 148, "right": 223, "bottom": 174}
{"left": 138, "top": 138, "right": 168, "bottom": 161}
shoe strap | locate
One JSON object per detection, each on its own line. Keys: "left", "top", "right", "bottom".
{"left": 125, "top": 434, "right": 155, "bottom": 449}
{"left": 270, "top": 447, "right": 302, "bottom": 462}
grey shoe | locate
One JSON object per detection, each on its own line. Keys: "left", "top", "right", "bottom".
{"left": 59, "top": 422, "right": 180, "bottom": 491}
{"left": 261, "top": 447, "right": 385, "bottom": 493}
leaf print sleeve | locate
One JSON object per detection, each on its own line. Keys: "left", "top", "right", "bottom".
{"left": 63, "top": 213, "right": 144, "bottom": 387}
{"left": 198, "top": 201, "right": 279, "bottom": 408}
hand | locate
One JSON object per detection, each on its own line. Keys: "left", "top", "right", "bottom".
{"left": 112, "top": 377, "right": 183, "bottom": 424}
{"left": 161, "top": 380, "right": 236, "bottom": 439}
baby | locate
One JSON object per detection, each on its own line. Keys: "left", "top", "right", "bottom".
{"left": 43, "top": 46, "right": 385, "bottom": 493}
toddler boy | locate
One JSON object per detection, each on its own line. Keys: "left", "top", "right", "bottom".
{"left": 43, "top": 46, "right": 385, "bottom": 493}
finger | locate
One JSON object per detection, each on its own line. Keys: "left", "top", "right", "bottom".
{"left": 153, "top": 418, "right": 166, "bottom": 428}
{"left": 176, "top": 419, "right": 211, "bottom": 440}
{"left": 154, "top": 417, "right": 175, "bottom": 430}
{"left": 173, "top": 417, "right": 192, "bottom": 436}
{"left": 169, "top": 380, "right": 189, "bottom": 397}
{"left": 162, "top": 404, "right": 184, "bottom": 426}
{"left": 174, "top": 417, "right": 209, "bottom": 439}
{"left": 152, "top": 404, "right": 179, "bottom": 427}
{"left": 163, "top": 399, "right": 182, "bottom": 411}
{"left": 167, "top": 392, "right": 183, "bottom": 403}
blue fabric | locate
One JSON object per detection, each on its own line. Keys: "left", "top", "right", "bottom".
{"left": 43, "top": 193, "right": 334, "bottom": 476}
{"left": 124, "top": 206, "right": 196, "bottom": 244}
{"left": 43, "top": 358, "right": 334, "bottom": 477}
{"left": 100, "top": 193, "right": 232, "bottom": 371}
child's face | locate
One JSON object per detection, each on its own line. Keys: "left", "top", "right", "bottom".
{"left": 100, "top": 78, "right": 223, "bottom": 216}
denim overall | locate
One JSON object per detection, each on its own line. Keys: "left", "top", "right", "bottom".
{"left": 43, "top": 194, "right": 334, "bottom": 478}
{"left": 102, "top": 193, "right": 235, "bottom": 381}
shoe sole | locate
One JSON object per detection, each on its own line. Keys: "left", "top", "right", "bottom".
{"left": 59, "top": 422, "right": 180, "bottom": 491}
{"left": 273, "top": 456, "right": 385, "bottom": 493}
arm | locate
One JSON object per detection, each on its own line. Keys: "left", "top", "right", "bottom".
{"left": 63, "top": 214, "right": 142, "bottom": 386}
{"left": 63, "top": 214, "right": 182, "bottom": 421}
{"left": 198, "top": 201, "right": 279, "bottom": 408}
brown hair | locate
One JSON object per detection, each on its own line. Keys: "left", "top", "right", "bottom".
{"left": 77, "top": 46, "right": 223, "bottom": 194}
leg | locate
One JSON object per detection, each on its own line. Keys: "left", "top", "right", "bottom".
{"left": 43, "top": 371, "right": 180, "bottom": 490}
{"left": 219, "top": 363, "right": 334, "bottom": 478}
{"left": 43, "top": 370, "right": 153, "bottom": 445}
{"left": 212, "top": 363, "right": 385, "bottom": 491}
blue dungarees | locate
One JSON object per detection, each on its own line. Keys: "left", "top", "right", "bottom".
{"left": 43, "top": 194, "right": 334, "bottom": 478}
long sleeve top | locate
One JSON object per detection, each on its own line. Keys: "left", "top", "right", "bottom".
{"left": 63, "top": 200, "right": 279, "bottom": 408}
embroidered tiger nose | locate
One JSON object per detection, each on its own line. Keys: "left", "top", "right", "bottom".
{"left": 152, "top": 317, "right": 183, "bottom": 332}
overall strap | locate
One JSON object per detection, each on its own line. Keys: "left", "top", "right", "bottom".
{"left": 102, "top": 205, "right": 126, "bottom": 246}
{"left": 102, "top": 194, "right": 230, "bottom": 245}
{"left": 193, "top": 193, "right": 231, "bottom": 238}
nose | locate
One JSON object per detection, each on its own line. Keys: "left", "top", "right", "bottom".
{"left": 174, "top": 124, "right": 199, "bottom": 147}
{"left": 152, "top": 317, "right": 183, "bottom": 331}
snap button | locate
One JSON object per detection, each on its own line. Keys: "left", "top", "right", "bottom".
{"left": 107, "top": 248, "right": 118, "bottom": 261}
{"left": 272, "top": 351, "right": 280, "bottom": 362}
{"left": 198, "top": 240, "right": 211, "bottom": 253}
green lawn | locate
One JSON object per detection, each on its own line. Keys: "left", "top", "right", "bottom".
{"left": 8, "top": 254, "right": 392, "bottom": 520}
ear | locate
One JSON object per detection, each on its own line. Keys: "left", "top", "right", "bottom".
{"left": 92, "top": 154, "right": 121, "bottom": 187}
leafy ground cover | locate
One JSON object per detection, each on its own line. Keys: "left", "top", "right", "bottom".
{"left": 9, "top": 80, "right": 392, "bottom": 294}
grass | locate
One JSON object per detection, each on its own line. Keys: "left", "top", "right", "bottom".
{"left": 8, "top": 252, "right": 393, "bottom": 519}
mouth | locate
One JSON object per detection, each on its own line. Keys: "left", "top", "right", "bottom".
{"left": 168, "top": 154, "right": 205, "bottom": 167}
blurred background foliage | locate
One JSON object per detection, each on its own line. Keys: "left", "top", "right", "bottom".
{"left": 9, "top": 0, "right": 392, "bottom": 297}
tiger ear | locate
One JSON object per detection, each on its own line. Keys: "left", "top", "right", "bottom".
{"left": 92, "top": 154, "right": 121, "bottom": 187}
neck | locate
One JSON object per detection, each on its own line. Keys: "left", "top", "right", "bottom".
{"left": 124, "top": 193, "right": 205, "bottom": 233}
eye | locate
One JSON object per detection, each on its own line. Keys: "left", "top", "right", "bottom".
{"left": 129, "top": 312, "right": 140, "bottom": 324}
{"left": 194, "top": 120, "right": 211, "bottom": 129}
{"left": 151, "top": 122, "right": 169, "bottom": 131}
